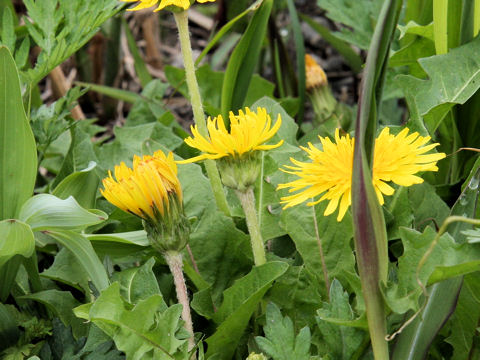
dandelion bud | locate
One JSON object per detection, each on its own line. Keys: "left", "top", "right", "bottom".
{"left": 305, "top": 54, "right": 337, "bottom": 125}
{"left": 101, "top": 150, "right": 190, "bottom": 253}
{"left": 305, "top": 54, "right": 328, "bottom": 90}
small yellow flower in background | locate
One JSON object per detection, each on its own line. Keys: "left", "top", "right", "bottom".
{"left": 278, "top": 127, "right": 446, "bottom": 221}
{"left": 305, "top": 54, "right": 328, "bottom": 90}
{"left": 122, "top": 0, "right": 215, "bottom": 12}
{"left": 178, "top": 107, "right": 283, "bottom": 191}
{"left": 101, "top": 150, "right": 189, "bottom": 252}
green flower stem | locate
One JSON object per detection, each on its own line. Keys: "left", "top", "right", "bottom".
{"left": 173, "top": 11, "right": 230, "bottom": 216}
{"left": 236, "top": 188, "right": 266, "bottom": 266}
{"left": 164, "top": 251, "right": 195, "bottom": 354}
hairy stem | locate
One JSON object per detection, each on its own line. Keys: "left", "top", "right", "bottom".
{"left": 174, "top": 11, "right": 230, "bottom": 216}
{"left": 236, "top": 188, "right": 266, "bottom": 266}
{"left": 164, "top": 251, "right": 195, "bottom": 355}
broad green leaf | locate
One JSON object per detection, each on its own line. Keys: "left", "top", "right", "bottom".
{"left": 19, "top": 194, "right": 107, "bottom": 231}
{"left": 279, "top": 200, "right": 357, "bottom": 300}
{"left": 111, "top": 258, "right": 164, "bottom": 305}
{"left": 86, "top": 230, "right": 149, "bottom": 247}
{"left": 267, "top": 265, "right": 323, "bottom": 328}
{"left": 52, "top": 125, "right": 101, "bottom": 189}
{"left": 47, "top": 230, "right": 110, "bottom": 292}
{"left": 396, "top": 35, "right": 480, "bottom": 133}
{"left": 188, "top": 209, "right": 252, "bottom": 301}
{"left": 205, "top": 262, "right": 288, "bottom": 360}
{"left": 178, "top": 161, "right": 253, "bottom": 299}
{"left": 390, "top": 22, "right": 436, "bottom": 77}
{"left": 19, "top": 290, "right": 85, "bottom": 338}
{"left": 41, "top": 247, "right": 90, "bottom": 293}
{"left": 52, "top": 161, "right": 99, "bottom": 209}
{"left": 315, "top": 280, "right": 365, "bottom": 359}
{"left": 408, "top": 182, "right": 450, "bottom": 231}
{"left": 0, "top": 219, "right": 35, "bottom": 269}
{"left": 0, "top": 46, "right": 37, "bottom": 220}
{"left": 74, "top": 283, "right": 188, "bottom": 360}
{"left": 220, "top": 0, "right": 273, "bottom": 120}
{"left": 255, "top": 303, "right": 311, "bottom": 360}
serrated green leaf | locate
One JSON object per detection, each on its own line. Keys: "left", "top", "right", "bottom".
{"left": 317, "top": 0, "right": 384, "bottom": 49}
{"left": 255, "top": 302, "right": 311, "bottom": 360}
{"left": 397, "top": 35, "right": 480, "bottom": 133}
{"left": 315, "top": 280, "right": 365, "bottom": 359}
{"left": 74, "top": 283, "right": 189, "bottom": 360}
{"left": 111, "top": 258, "right": 164, "bottom": 305}
{"left": 206, "top": 262, "right": 289, "bottom": 360}
{"left": 19, "top": 194, "right": 107, "bottom": 231}
{"left": 0, "top": 46, "right": 37, "bottom": 220}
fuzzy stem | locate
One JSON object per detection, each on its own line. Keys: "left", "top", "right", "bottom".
{"left": 164, "top": 251, "right": 195, "bottom": 355}
{"left": 236, "top": 188, "right": 266, "bottom": 266}
{"left": 173, "top": 11, "right": 230, "bottom": 217}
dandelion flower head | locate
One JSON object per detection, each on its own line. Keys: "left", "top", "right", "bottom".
{"left": 122, "top": 0, "right": 215, "bottom": 12}
{"left": 179, "top": 107, "right": 284, "bottom": 164}
{"left": 278, "top": 127, "right": 446, "bottom": 221}
{"left": 101, "top": 150, "right": 182, "bottom": 221}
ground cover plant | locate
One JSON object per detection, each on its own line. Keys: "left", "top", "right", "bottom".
{"left": 1, "top": 0, "right": 480, "bottom": 359}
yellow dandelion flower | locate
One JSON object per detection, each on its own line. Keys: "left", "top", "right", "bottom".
{"left": 278, "top": 128, "right": 446, "bottom": 221}
{"left": 178, "top": 107, "right": 284, "bottom": 191}
{"left": 305, "top": 54, "right": 328, "bottom": 90}
{"left": 372, "top": 127, "right": 446, "bottom": 204}
{"left": 101, "top": 150, "right": 182, "bottom": 221}
{"left": 179, "top": 107, "right": 284, "bottom": 163}
{"left": 121, "top": 0, "right": 215, "bottom": 12}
